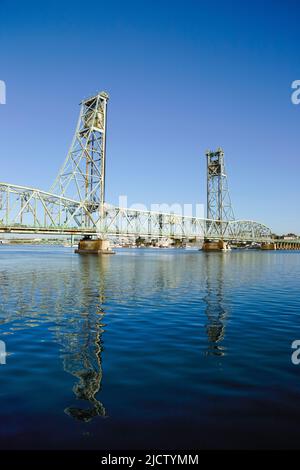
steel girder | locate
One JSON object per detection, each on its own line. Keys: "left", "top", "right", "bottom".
{"left": 0, "top": 183, "right": 89, "bottom": 233}
{"left": 101, "top": 206, "right": 272, "bottom": 242}
{"left": 0, "top": 183, "right": 272, "bottom": 242}
{"left": 206, "top": 148, "right": 235, "bottom": 223}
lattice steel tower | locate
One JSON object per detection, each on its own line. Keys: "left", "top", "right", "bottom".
{"left": 51, "top": 91, "right": 109, "bottom": 226}
{"left": 205, "top": 147, "right": 234, "bottom": 222}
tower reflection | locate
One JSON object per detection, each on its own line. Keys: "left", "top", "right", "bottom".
{"left": 203, "top": 253, "right": 228, "bottom": 356}
{"left": 63, "top": 255, "right": 110, "bottom": 422}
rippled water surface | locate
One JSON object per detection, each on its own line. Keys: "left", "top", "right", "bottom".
{"left": 0, "top": 245, "right": 300, "bottom": 449}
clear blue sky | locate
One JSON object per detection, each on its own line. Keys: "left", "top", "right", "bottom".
{"left": 0, "top": 0, "right": 299, "bottom": 234}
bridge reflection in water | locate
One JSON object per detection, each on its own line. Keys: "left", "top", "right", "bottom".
{"left": 0, "top": 246, "right": 299, "bottom": 449}
{"left": 0, "top": 247, "right": 238, "bottom": 424}
{"left": 62, "top": 255, "right": 109, "bottom": 422}
{"left": 203, "top": 253, "right": 228, "bottom": 356}
{"left": 0, "top": 250, "right": 111, "bottom": 423}
{"left": 62, "top": 252, "right": 232, "bottom": 419}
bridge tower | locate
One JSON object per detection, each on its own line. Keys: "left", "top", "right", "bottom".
{"left": 51, "top": 91, "right": 114, "bottom": 254}
{"left": 203, "top": 148, "right": 235, "bottom": 250}
{"left": 206, "top": 147, "right": 234, "bottom": 222}
{"left": 51, "top": 91, "right": 109, "bottom": 226}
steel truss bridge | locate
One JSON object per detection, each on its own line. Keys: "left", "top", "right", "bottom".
{"left": 0, "top": 182, "right": 272, "bottom": 242}
{"left": 0, "top": 90, "right": 291, "bottom": 246}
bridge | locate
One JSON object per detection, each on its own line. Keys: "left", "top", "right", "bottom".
{"left": 0, "top": 91, "right": 298, "bottom": 252}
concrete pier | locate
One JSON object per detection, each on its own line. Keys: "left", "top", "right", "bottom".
{"left": 261, "top": 242, "right": 277, "bottom": 250}
{"left": 202, "top": 240, "right": 229, "bottom": 251}
{"left": 261, "top": 241, "right": 300, "bottom": 250}
{"left": 75, "top": 237, "right": 115, "bottom": 255}
{"left": 275, "top": 241, "right": 300, "bottom": 250}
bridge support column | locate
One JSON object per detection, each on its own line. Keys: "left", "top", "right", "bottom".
{"left": 75, "top": 237, "right": 115, "bottom": 255}
{"left": 202, "top": 240, "right": 230, "bottom": 251}
{"left": 261, "top": 242, "right": 277, "bottom": 250}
